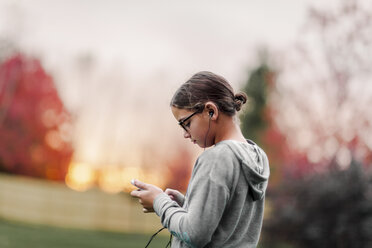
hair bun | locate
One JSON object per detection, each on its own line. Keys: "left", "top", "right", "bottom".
{"left": 233, "top": 92, "right": 247, "bottom": 111}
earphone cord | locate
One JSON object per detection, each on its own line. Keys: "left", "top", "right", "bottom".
{"left": 144, "top": 227, "right": 172, "bottom": 248}
{"left": 204, "top": 116, "right": 212, "bottom": 150}
{"left": 145, "top": 116, "right": 212, "bottom": 247}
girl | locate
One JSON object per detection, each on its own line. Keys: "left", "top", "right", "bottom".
{"left": 131, "top": 71, "right": 270, "bottom": 248}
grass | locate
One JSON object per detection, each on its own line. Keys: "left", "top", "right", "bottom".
{"left": 0, "top": 218, "right": 170, "bottom": 248}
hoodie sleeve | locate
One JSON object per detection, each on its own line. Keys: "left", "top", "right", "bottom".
{"left": 153, "top": 154, "right": 233, "bottom": 248}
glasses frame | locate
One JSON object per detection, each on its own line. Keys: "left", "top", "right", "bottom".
{"left": 178, "top": 110, "right": 201, "bottom": 132}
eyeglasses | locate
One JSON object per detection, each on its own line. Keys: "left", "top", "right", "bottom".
{"left": 178, "top": 110, "right": 200, "bottom": 132}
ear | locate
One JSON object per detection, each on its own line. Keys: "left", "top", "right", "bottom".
{"left": 204, "top": 102, "right": 218, "bottom": 120}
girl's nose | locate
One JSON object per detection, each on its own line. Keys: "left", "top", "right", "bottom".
{"left": 183, "top": 130, "right": 191, "bottom": 139}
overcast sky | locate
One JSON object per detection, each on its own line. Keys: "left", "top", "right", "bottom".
{"left": 0, "top": 0, "right": 329, "bottom": 83}
{"left": 0, "top": 0, "right": 331, "bottom": 166}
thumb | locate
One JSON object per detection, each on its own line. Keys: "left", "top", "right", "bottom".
{"left": 132, "top": 179, "right": 149, "bottom": 190}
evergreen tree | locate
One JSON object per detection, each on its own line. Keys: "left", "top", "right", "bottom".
{"left": 240, "top": 62, "right": 271, "bottom": 146}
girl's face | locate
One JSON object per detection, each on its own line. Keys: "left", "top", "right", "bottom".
{"left": 171, "top": 106, "right": 214, "bottom": 148}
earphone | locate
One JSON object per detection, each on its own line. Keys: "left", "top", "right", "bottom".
{"left": 204, "top": 110, "right": 214, "bottom": 149}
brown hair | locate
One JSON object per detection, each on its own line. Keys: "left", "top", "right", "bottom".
{"left": 171, "top": 71, "right": 247, "bottom": 116}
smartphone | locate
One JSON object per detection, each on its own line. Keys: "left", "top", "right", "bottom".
{"left": 131, "top": 179, "right": 142, "bottom": 190}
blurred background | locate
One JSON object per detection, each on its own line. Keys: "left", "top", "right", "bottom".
{"left": 0, "top": 0, "right": 371, "bottom": 247}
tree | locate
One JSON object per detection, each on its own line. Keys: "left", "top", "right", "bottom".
{"left": 240, "top": 63, "right": 269, "bottom": 143}
{"left": 0, "top": 54, "right": 73, "bottom": 181}
{"left": 240, "top": 58, "right": 296, "bottom": 185}
{"left": 270, "top": 0, "right": 372, "bottom": 176}
{"left": 260, "top": 1, "right": 372, "bottom": 246}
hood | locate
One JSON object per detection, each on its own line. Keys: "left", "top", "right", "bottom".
{"left": 225, "top": 139, "right": 270, "bottom": 201}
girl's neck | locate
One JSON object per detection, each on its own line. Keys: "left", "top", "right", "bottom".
{"left": 214, "top": 117, "right": 246, "bottom": 144}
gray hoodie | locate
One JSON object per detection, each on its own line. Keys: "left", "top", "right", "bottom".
{"left": 154, "top": 139, "right": 270, "bottom": 248}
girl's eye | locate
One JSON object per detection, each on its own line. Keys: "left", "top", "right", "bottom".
{"left": 185, "top": 122, "right": 191, "bottom": 128}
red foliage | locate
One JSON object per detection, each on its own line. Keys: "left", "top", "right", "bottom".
{"left": 0, "top": 54, "right": 73, "bottom": 181}
{"left": 165, "top": 146, "right": 193, "bottom": 193}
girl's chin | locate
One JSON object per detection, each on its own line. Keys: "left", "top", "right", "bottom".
{"left": 192, "top": 139, "right": 211, "bottom": 148}
{"left": 196, "top": 142, "right": 207, "bottom": 148}
{"left": 193, "top": 140, "right": 202, "bottom": 147}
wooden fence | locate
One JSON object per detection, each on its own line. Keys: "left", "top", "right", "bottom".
{"left": 0, "top": 173, "right": 163, "bottom": 233}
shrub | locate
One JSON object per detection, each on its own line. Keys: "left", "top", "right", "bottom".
{"left": 263, "top": 161, "right": 372, "bottom": 248}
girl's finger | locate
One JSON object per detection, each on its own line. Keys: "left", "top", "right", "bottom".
{"left": 132, "top": 179, "right": 149, "bottom": 190}
{"left": 130, "top": 190, "right": 141, "bottom": 198}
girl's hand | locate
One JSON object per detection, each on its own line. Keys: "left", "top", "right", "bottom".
{"left": 165, "top": 188, "right": 185, "bottom": 207}
{"left": 130, "top": 179, "right": 163, "bottom": 213}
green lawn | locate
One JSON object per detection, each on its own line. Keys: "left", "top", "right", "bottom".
{"left": 0, "top": 218, "right": 170, "bottom": 248}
